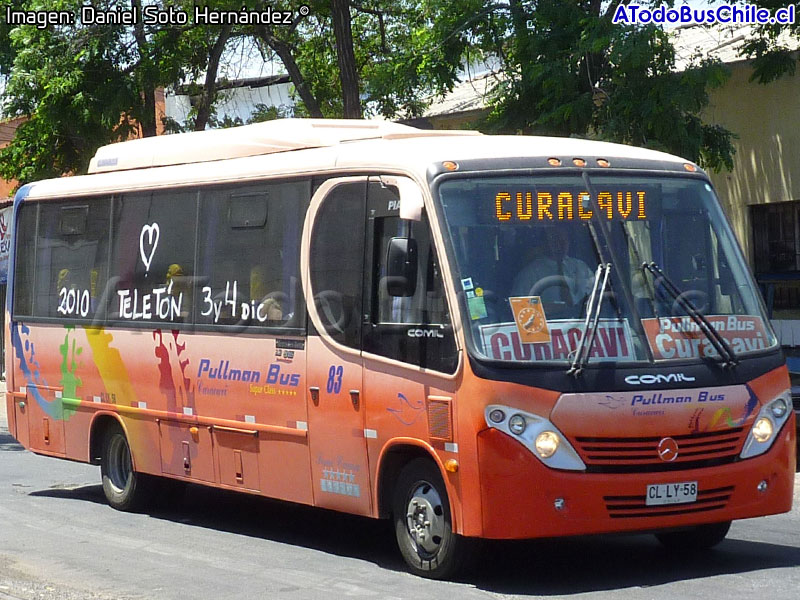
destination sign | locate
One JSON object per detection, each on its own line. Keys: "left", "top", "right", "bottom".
{"left": 641, "top": 315, "right": 769, "bottom": 360}
{"left": 495, "top": 190, "right": 647, "bottom": 221}
{"left": 479, "top": 319, "right": 635, "bottom": 362}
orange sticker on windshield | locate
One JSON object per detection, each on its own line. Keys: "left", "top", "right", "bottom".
{"left": 510, "top": 296, "right": 550, "bottom": 344}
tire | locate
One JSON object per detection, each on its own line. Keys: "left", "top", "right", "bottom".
{"left": 392, "top": 458, "right": 475, "bottom": 579}
{"left": 100, "top": 424, "right": 154, "bottom": 512}
{"left": 655, "top": 520, "right": 731, "bottom": 551}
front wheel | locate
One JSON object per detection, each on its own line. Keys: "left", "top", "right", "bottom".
{"left": 100, "top": 424, "right": 154, "bottom": 512}
{"left": 392, "top": 458, "right": 475, "bottom": 579}
{"left": 655, "top": 520, "right": 731, "bottom": 551}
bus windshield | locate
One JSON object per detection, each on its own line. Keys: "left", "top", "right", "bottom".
{"left": 437, "top": 174, "right": 776, "bottom": 365}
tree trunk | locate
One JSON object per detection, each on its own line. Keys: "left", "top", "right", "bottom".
{"left": 131, "top": 0, "right": 157, "bottom": 137}
{"left": 194, "top": 25, "right": 233, "bottom": 131}
{"left": 331, "top": 0, "right": 361, "bottom": 118}
{"left": 257, "top": 26, "right": 325, "bottom": 118}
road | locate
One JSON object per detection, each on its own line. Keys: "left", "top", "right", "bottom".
{"left": 1, "top": 390, "right": 799, "bottom": 600}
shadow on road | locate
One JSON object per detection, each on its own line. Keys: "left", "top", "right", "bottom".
{"left": 0, "top": 431, "right": 25, "bottom": 452}
{"left": 30, "top": 483, "right": 108, "bottom": 506}
{"left": 29, "top": 480, "right": 800, "bottom": 594}
{"left": 468, "top": 535, "right": 800, "bottom": 595}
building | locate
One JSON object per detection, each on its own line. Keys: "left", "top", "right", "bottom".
{"left": 0, "top": 116, "right": 26, "bottom": 198}
{"left": 166, "top": 74, "right": 294, "bottom": 126}
{"left": 672, "top": 24, "right": 800, "bottom": 345}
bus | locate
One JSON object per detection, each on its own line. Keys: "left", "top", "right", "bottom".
{"left": 5, "top": 119, "right": 795, "bottom": 579}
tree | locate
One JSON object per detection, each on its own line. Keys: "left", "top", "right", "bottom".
{"left": 0, "top": 1, "right": 257, "bottom": 184}
{"left": 331, "top": 0, "right": 360, "bottom": 117}
{"left": 737, "top": 1, "right": 799, "bottom": 84}
{"left": 252, "top": 1, "right": 465, "bottom": 120}
{"left": 1, "top": 0, "right": 468, "bottom": 186}
{"left": 1, "top": 0, "right": 143, "bottom": 183}
{"left": 430, "top": 0, "right": 736, "bottom": 171}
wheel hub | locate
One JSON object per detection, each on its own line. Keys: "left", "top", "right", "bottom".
{"left": 405, "top": 482, "right": 445, "bottom": 555}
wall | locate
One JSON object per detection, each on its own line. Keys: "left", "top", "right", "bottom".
{"left": 167, "top": 81, "right": 294, "bottom": 126}
{"left": 705, "top": 59, "right": 800, "bottom": 263}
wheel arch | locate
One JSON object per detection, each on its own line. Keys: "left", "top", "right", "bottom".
{"left": 88, "top": 412, "right": 128, "bottom": 466}
{"left": 375, "top": 439, "right": 455, "bottom": 524}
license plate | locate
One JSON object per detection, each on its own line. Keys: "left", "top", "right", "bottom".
{"left": 646, "top": 481, "right": 698, "bottom": 506}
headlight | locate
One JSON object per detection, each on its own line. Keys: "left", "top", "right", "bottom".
{"left": 752, "top": 417, "right": 773, "bottom": 443}
{"left": 509, "top": 414, "right": 527, "bottom": 435}
{"left": 535, "top": 431, "right": 560, "bottom": 458}
{"left": 740, "top": 391, "right": 792, "bottom": 459}
{"left": 770, "top": 398, "right": 788, "bottom": 419}
{"left": 484, "top": 405, "right": 585, "bottom": 471}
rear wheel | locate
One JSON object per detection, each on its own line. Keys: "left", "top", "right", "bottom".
{"left": 392, "top": 458, "right": 474, "bottom": 579}
{"left": 100, "top": 424, "right": 154, "bottom": 511}
{"left": 655, "top": 521, "right": 731, "bottom": 551}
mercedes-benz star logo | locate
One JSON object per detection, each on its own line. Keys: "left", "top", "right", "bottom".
{"left": 657, "top": 437, "right": 679, "bottom": 462}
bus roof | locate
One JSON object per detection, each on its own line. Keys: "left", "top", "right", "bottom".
{"left": 23, "top": 119, "right": 690, "bottom": 201}
{"left": 87, "top": 118, "right": 480, "bottom": 174}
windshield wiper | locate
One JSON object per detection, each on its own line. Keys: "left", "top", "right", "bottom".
{"left": 642, "top": 262, "right": 738, "bottom": 368}
{"left": 568, "top": 263, "right": 611, "bottom": 377}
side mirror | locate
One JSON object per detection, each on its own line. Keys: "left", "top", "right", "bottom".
{"left": 386, "top": 237, "right": 418, "bottom": 297}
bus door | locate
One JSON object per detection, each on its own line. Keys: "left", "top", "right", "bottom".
{"left": 305, "top": 178, "right": 371, "bottom": 515}
{"left": 360, "top": 178, "right": 460, "bottom": 484}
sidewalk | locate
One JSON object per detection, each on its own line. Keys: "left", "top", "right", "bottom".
{"left": 0, "top": 379, "right": 7, "bottom": 432}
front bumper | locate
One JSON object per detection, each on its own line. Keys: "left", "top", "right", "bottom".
{"left": 476, "top": 412, "right": 796, "bottom": 539}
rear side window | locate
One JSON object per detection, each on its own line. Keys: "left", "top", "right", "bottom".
{"left": 12, "top": 178, "right": 309, "bottom": 333}
{"left": 14, "top": 198, "right": 111, "bottom": 321}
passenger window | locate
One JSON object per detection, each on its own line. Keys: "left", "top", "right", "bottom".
{"left": 109, "top": 190, "right": 197, "bottom": 324}
{"left": 309, "top": 181, "right": 366, "bottom": 349}
{"left": 27, "top": 199, "right": 111, "bottom": 320}
{"left": 196, "top": 180, "right": 308, "bottom": 329}
{"left": 12, "top": 203, "right": 38, "bottom": 317}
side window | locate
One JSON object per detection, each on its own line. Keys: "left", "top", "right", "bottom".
{"left": 309, "top": 181, "right": 366, "bottom": 349}
{"left": 195, "top": 180, "right": 307, "bottom": 329}
{"left": 109, "top": 190, "right": 197, "bottom": 324}
{"left": 364, "top": 181, "right": 457, "bottom": 373}
{"left": 12, "top": 202, "right": 37, "bottom": 317}
{"left": 25, "top": 199, "right": 111, "bottom": 320}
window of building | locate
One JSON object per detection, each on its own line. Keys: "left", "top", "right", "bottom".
{"left": 751, "top": 201, "right": 800, "bottom": 317}
{"left": 752, "top": 201, "right": 800, "bottom": 273}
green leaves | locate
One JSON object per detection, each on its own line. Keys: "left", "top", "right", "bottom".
{"left": 0, "top": 0, "right": 745, "bottom": 191}
{"left": 448, "top": 0, "right": 737, "bottom": 171}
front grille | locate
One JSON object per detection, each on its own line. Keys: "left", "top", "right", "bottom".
{"left": 603, "top": 485, "right": 734, "bottom": 519}
{"left": 573, "top": 427, "right": 746, "bottom": 473}
{"left": 792, "top": 391, "right": 800, "bottom": 415}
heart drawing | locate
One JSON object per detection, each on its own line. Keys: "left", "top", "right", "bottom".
{"left": 139, "top": 223, "right": 160, "bottom": 272}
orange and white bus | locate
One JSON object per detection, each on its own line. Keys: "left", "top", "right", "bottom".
{"left": 5, "top": 119, "right": 795, "bottom": 578}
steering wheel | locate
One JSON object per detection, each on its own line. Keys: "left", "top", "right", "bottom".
{"left": 670, "top": 289, "right": 710, "bottom": 317}
{"left": 527, "top": 274, "right": 575, "bottom": 301}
